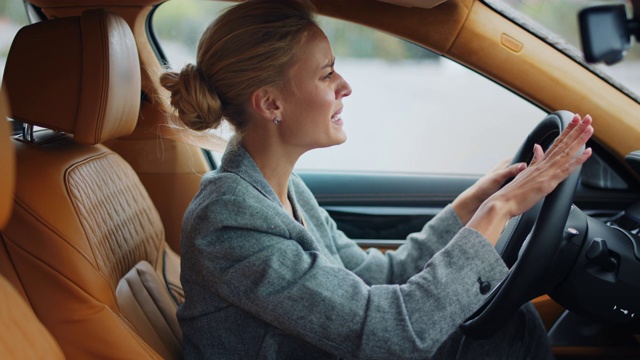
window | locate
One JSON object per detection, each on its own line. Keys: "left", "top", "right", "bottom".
{"left": 152, "top": 0, "right": 545, "bottom": 175}
{"left": 0, "top": 3, "right": 29, "bottom": 84}
{"left": 152, "top": 1, "right": 232, "bottom": 70}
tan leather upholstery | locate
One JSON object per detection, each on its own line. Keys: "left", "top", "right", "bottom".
{"left": 0, "top": 88, "right": 65, "bottom": 359}
{"left": 117, "top": 261, "right": 183, "bottom": 357}
{"left": 0, "top": 276, "right": 66, "bottom": 360}
{"left": 0, "top": 92, "right": 14, "bottom": 229}
{"left": 1, "top": 10, "right": 182, "bottom": 359}
{"left": 3, "top": 10, "right": 139, "bottom": 145}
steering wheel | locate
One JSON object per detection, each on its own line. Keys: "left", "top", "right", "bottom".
{"left": 460, "top": 110, "right": 585, "bottom": 339}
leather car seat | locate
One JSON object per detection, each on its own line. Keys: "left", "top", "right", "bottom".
{"left": 0, "top": 10, "right": 182, "bottom": 359}
{"left": 0, "top": 80, "right": 65, "bottom": 360}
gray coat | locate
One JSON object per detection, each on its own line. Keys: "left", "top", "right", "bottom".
{"left": 178, "top": 141, "right": 508, "bottom": 359}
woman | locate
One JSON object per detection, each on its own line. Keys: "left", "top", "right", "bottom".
{"left": 160, "top": 0, "right": 593, "bottom": 358}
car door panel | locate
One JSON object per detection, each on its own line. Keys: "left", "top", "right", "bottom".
{"left": 298, "top": 171, "right": 640, "bottom": 250}
{"left": 298, "top": 171, "right": 476, "bottom": 247}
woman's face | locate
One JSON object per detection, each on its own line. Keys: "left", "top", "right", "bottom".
{"left": 278, "top": 26, "right": 352, "bottom": 152}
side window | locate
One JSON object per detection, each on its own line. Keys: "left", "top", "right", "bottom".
{"left": 152, "top": 0, "right": 233, "bottom": 71}
{"left": 302, "top": 17, "right": 545, "bottom": 175}
{"left": 151, "top": 0, "right": 546, "bottom": 175}
{"left": 1, "top": 3, "right": 29, "bottom": 135}
{"left": 0, "top": 4, "right": 29, "bottom": 84}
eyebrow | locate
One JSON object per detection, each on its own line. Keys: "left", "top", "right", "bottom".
{"left": 322, "top": 57, "right": 336, "bottom": 69}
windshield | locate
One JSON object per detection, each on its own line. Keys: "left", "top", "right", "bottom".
{"left": 488, "top": 0, "right": 640, "bottom": 101}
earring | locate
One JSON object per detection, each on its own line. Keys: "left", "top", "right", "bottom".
{"left": 273, "top": 117, "right": 281, "bottom": 125}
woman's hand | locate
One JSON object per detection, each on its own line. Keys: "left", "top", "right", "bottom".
{"left": 451, "top": 159, "right": 527, "bottom": 226}
{"left": 467, "top": 114, "right": 594, "bottom": 245}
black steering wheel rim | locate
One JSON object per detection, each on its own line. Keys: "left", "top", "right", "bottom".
{"left": 460, "top": 110, "right": 584, "bottom": 339}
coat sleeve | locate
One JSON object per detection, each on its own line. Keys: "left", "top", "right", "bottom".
{"left": 185, "top": 194, "right": 508, "bottom": 359}
{"left": 289, "top": 173, "right": 473, "bottom": 285}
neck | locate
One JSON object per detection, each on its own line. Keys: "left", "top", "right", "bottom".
{"left": 241, "top": 132, "right": 303, "bottom": 209}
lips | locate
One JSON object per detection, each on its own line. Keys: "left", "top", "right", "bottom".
{"left": 331, "top": 109, "right": 343, "bottom": 125}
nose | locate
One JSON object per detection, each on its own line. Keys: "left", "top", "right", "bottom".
{"left": 336, "top": 73, "right": 352, "bottom": 99}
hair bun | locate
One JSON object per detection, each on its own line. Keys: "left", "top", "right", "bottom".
{"left": 159, "top": 0, "right": 317, "bottom": 134}
{"left": 160, "top": 64, "right": 224, "bottom": 131}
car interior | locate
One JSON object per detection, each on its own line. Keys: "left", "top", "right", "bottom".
{"left": 1, "top": 8, "right": 183, "bottom": 359}
{"left": 0, "top": 80, "right": 65, "bottom": 360}
{"left": 1, "top": 0, "right": 640, "bottom": 358}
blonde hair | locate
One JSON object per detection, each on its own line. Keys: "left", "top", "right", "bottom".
{"left": 160, "top": 0, "right": 317, "bottom": 133}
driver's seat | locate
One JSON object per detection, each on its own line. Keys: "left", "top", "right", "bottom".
{"left": 1, "top": 10, "right": 182, "bottom": 359}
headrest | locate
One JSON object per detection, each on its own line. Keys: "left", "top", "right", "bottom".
{"left": 2, "top": 10, "right": 140, "bottom": 145}
{"left": 0, "top": 88, "right": 15, "bottom": 229}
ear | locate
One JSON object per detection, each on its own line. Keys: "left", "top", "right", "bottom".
{"left": 250, "top": 87, "right": 282, "bottom": 121}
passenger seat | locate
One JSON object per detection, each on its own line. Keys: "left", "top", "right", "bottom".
{"left": 1, "top": 10, "right": 182, "bottom": 359}
{"left": 0, "top": 83, "right": 65, "bottom": 359}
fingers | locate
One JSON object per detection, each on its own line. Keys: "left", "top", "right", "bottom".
{"left": 530, "top": 114, "right": 593, "bottom": 172}
{"left": 503, "top": 162, "right": 527, "bottom": 178}
{"left": 549, "top": 147, "right": 593, "bottom": 186}
{"left": 575, "top": 147, "right": 593, "bottom": 165}
{"left": 563, "top": 114, "right": 593, "bottom": 149}
{"left": 529, "top": 144, "right": 544, "bottom": 166}
{"left": 547, "top": 114, "right": 581, "bottom": 153}
{"left": 546, "top": 114, "right": 593, "bottom": 161}
{"left": 520, "top": 113, "right": 593, "bottom": 189}
{"left": 535, "top": 113, "right": 594, "bottom": 184}
{"left": 493, "top": 161, "right": 527, "bottom": 184}
{"left": 546, "top": 114, "right": 581, "bottom": 155}
{"left": 513, "top": 162, "right": 527, "bottom": 174}
{"left": 490, "top": 115, "right": 594, "bottom": 222}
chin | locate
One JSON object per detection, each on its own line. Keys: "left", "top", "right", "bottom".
{"left": 331, "top": 132, "right": 347, "bottom": 147}
{"left": 313, "top": 134, "right": 347, "bottom": 150}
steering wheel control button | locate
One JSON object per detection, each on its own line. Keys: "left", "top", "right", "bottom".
{"left": 565, "top": 227, "right": 583, "bottom": 246}
{"left": 477, "top": 277, "right": 491, "bottom": 295}
{"left": 585, "top": 238, "right": 606, "bottom": 260}
{"left": 586, "top": 238, "right": 617, "bottom": 272}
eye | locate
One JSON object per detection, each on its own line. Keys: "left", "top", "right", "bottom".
{"left": 324, "top": 71, "right": 334, "bottom": 80}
